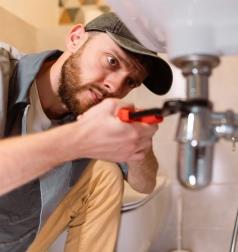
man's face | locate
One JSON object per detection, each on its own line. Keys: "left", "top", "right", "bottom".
{"left": 59, "top": 33, "right": 148, "bottom": 115}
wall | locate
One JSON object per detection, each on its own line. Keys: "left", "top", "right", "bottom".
{"left": 144, "top": 55, "right": 238, "bottom": 252}
{"left": 0, "top": 7, "right": 37, "bottom": 52}
{"left": 0, "top": 6, "right": 68, "bottom": 53}
{"left": 0, "top": 2, "right": 106, "bottom": 52}
{"left": 36, "top": 5, "right": 104, "bottom": 52}
{"left": 0, "top": 0, "right": 59, "bottom": 28}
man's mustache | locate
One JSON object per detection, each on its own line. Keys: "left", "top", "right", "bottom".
{"left": 85, "top": 84, "right": 110, "bottom": 99}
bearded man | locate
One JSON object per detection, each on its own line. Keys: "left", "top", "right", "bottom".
{"left": 0, "top": 12, "right": 172, "bottom": 252}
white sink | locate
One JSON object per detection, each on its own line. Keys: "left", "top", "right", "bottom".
{"left": 106, "top": 0, "right": 238, "bottom": 59}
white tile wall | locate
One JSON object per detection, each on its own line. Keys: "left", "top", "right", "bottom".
{"left": 182, "top": 228, "right": 232, "bottom": 252}
{"left": 150, "top": 226, "right": 178, "bottom": 252}
{"left": 213, "top": 142, "right": 238, "bottom": 184}
{"left": 124, "top": 55, "right": 238, "bottom": 252}
{"left": 182, "top": 184, "right": 238, "bottom": 229}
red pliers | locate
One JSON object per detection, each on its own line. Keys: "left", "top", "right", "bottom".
{"left": 118, "top": 107, "right": 164, "bottom": 124}
{"left": 117, "top": 99, "right": 210, "bottom": 125}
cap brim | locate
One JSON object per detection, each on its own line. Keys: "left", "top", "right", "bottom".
{"left": 106, "top": 31, "right": 173, "bottom": 95}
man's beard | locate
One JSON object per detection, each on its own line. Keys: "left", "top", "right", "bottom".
{"left": 59, "top": 48, "right": 107, "bottom": 116}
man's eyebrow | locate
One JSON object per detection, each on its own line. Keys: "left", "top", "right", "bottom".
{"left": 110, "top": 48, "right": 133, "bottom": 68}
{"left": 111, "top": 48, "right": 147, "bottom": 76}
{"left": 105, "top": 48, "right": 148, "bottom": 81}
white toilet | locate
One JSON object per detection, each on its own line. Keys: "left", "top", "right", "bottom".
{"left": 116, "top": 176, "right": 171, "bottom": 252}
{"left": 49, "top": 176, "right": 171, "bottom": 252}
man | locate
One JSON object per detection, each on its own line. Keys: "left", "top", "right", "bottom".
{"left": 0, "top": 12, "right": 172, "bottom": 252}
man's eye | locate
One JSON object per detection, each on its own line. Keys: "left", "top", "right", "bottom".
{"left": 127, "top": 78, "right": 139, "bottom": 89}
{"left": 107, "top": 56, "right": 118, "bottom": 66}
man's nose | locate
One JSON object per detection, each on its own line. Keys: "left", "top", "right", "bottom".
{"left": 103, "top": 72, "right": 127, "bottom": 97}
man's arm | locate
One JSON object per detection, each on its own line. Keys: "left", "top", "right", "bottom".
{"left": 0, "top": 99, "right": 158, "bottom": 196}
{"left": 127, "top": 148, "right": 158, "bottom": 194}
{"left": 0, "top": 129, "right": 69, "bottom": 196}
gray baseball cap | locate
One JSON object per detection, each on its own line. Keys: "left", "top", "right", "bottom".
{"left": 85, "top": 12, "right": 173, "bottom": 95}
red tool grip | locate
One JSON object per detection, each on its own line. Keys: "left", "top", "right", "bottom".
{"left": 117, "top": 108, "right": 163, "bottom": 124}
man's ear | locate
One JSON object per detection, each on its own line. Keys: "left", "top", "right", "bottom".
{"left": 65, "top": 24, "right": 89, "bottom": 53}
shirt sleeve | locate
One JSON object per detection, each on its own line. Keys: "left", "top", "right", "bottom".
{"left": 0, "top": 43, "right": 22, "bottom": 138}
{"left": 117, "top": 162, "right": 128, "bottom": 180}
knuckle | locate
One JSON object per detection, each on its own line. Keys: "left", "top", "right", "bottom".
{"left": 131, "top": 128, "right": 140, "bottom": 140}
{"left": 138, "top": 152, "right": 146, "bottom": 160}
{"left": 104, "top": 97, "right": 117, "bottom": 106}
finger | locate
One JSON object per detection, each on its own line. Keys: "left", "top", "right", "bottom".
{"left": 127, "top": 150, "right": 147, "bottom": 161}
{"left": 135, "top": 139, "right": 153, "bottom": 153}
{"left": 132, "top": 123, "right": 158, "bottom": 138}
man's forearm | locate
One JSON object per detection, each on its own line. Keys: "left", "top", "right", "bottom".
{"left": 127, "top": 148, "right": 158, "bottom": 194}
{"left": 0, "top": 99, "right": 159, "bottom": 196}
{"left": 0, "top": 124, "right": 76, "bottom": 196}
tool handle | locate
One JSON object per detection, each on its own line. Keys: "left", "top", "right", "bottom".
{"left": 118, "top": 108, "right": 163, "bottom": 124}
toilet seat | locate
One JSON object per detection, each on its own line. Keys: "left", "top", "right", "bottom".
{"left": 122, "top": 176, "right": 167, "bottom": 211}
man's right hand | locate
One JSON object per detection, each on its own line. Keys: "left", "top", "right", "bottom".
{"left": 0, "top": 98, "right": 158, "bottom": 195}
{"left": 70, "top": 98, "right": 158, "bottom": 163}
